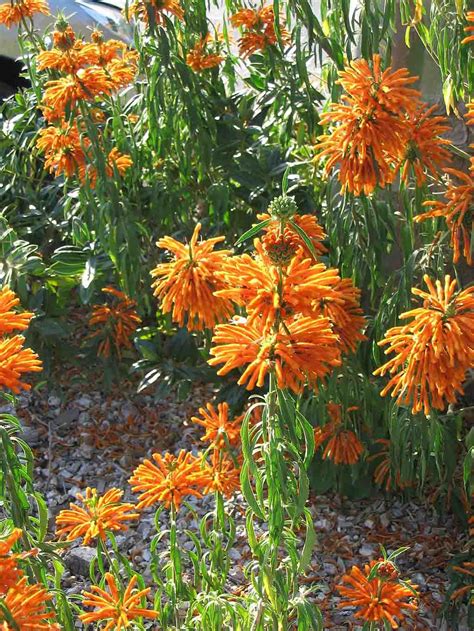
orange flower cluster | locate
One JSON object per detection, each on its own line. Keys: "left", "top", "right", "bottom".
{"left": 191, "top": 401, "right": 242, "bottom": 497}
{"left": 0, "top": 0, "right": 49, "bottom": 28}
{"left": 314, "top": 403, "right": 364, "bottom": 465}
{"left": 462, "top": 11, "right": 474, "bottom": 44}
{"left": 0, "top": 529, "right": 57, "bottom": 630}
{"left": 0, "top": 287, "right": 42, "bottom": 393}
{"left": 374, "top": 275, "right": 474, "bottom": 415}
{"left": 316, "top": 55, "right": 452, "bottom": 195}
{"left": 55, "top": 487, "right": 139, "bottom": 545}
{"left": 230, "top": 5, "right": 290, "bottom": 57}
{"left": 151, "top": 223, "right": 234, "bottom": 331}
{"left": 80, "top": 573, "right": 158, "bottom": 630}
{"left": 186, "top": 35, "right": 224, "bottom": 72}
{"left": 337, "top": 560, "right": 418, "bottom": 628}
{"left": 129, "top": 449, "right": 209, "bottom": 510}
{"left": 88, "top": 287, "right": 142, "bottom": 359}
{"left": 126, "top": 0, "right": 184, "bottom": 26}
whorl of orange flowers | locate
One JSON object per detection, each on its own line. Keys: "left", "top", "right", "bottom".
{"left": 191, "top": 401, "right": 243, "bottom": 449}
{"left": 209, "top": 315, "right": 341, "bottom": 393}
{"left": 230, "top": 5, "right": 290, "bottom": 58}
{"left": 215, "top": 240, "right": 341, "bottom": 332}
{"left": 0, "top": 0, "right": 49, "bottom": 27}
{"left": 126, "top": 0, "right": 184, "bottom": 25}
{"left": 80, "top": 573, "right": 158, "bottom": 629}
{"left": 314, "top": 403, "right": 364, "bottom": 465}
{"left": 337, "top": 561, "right": 418, "bottom": 628}
{"left": 1, "top": 576, "right": 56, "bottom": 630}
{"left": 55, "top": 487, "right": 139, "bottom": 545}
{"left": 36, "top": 123, "right": 88, "bottom": 179}
{"left": 151, "top": 223, "right": 234, "bottom": 331}
{"left": 374, "top": 275, "right": 474, "bottom": 415}
{"left": 37, "top": 26, "right": 98, "bottom": 74}
{"left": 416, "top": 168, "right": 473, "bottom": 265}
{"left": 186, "top": 35, "right": 224, "bottom": 72}
{"left": 88, "top": 287, "right": 141, "bottom": 359}
{"left": 316, "top": 54, "right": 424, "bottom": 195}
{"left": 129, "top": 449, "right": 209, "bottom": 510}
{"left": 461, "top": 11, "right": 474, "bottom": 44}
{"left": 398, "top": 104, "right": 451, "bottom": 186}
{"left": 257, "top": 210, "right": 327, "bottom": 260}
{"left": 203, "top": 450, "right": 241, "bottom": 498}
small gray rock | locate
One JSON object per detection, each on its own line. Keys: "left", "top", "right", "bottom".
{"left": 64, "top": 547, "right": 97, "bottom": 577}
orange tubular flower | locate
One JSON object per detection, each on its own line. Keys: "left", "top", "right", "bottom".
{"left": 151, "top": 223, "right": 234, "bottom": 331}
{"left": 416, "top": 168, "right": 473, "bottom": 265}
{"left": 55, "top": 487, "right": 139, "bottom": 545}
{"left": 461, "top": 11, "right": 474, "bottom": 44}
{"left": 230, "top": 5, "right": 290, "bottom": 57}
{"left": 36, "top": 123, "right": 88, "bottom": 179}
{"left": 315, "top": 54, "right": 420, "bottom": 195}
{"left": 88, "top": 287, "right": 141, "bottom": 359}
{"left": 186, "top": 35, "right": 224, "bottom": 72}
{"left": 374, "top": 275, "right": 474, "bottom": 415}
{"left": 337, "top": 561, "right": 418, "bottom": 628}
{"left": 398, "top": 104, "right": 451, "bottom": 186}
{"left": 129, "top": 450, "right": 209, "bottom": 510}
{"left": 203, "top": 450, "right": 241, "bottom": 497}
{"left": 368, "top": 439, "right": 412, "bottom": 492}
{"left": 126, "top": 0, "right": 184, "bottom": 26}
{"left": 216, "top": 240, "right": 341, "bottom": 332}
{"left": 1, "top": 577, "right": 56, "bottom": 630}
{"left": 0, "top": 0, "right": 49, "bottom": 28}
{"left": 313, "top": 277, "right": 366, "bottom": 354}
{"left": 80, "top": 573, "right": 158, "bottom": 630}
{"left": 257, "top": 212, "right": 327, "bottom": 259}
{"left": 0, "top": 335, "right": 42, "bottom": 392}
{"left": 0, "top": 287, "right": 34, "bottom": 334}
{"left": 209, "top": 315, "right": 341, "bottom": 393}
{"left": 191, "top": 402, "right": 243, "bottom": 449}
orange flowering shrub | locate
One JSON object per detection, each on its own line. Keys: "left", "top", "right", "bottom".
{"left": 337, "top": 560, "right": 418, "bottom": 628}
{"left": 0, "top": 577, "right": 57, "bottom": 630}
{"left": 314, "top": 403, "right": 364, "bottom": 465}
{"left": 88, "top": 287, "right": 141, "bottom": 358}
{"left": 374, "top": 275, "right": 474, "bottom": 415}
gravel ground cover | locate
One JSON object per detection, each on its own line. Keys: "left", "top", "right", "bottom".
{"left": 14, "top": 381, "right": 469, "bottom": 630}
